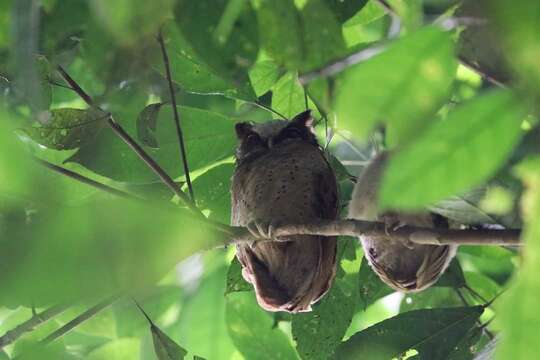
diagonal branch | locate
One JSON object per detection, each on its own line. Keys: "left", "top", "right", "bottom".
{"left": 0, "top": 304, "right": 70, "bottom": 349}
{"left": 157, "top": 30, "right": 195, "bottom": 202}
{"left": 55, "top": 65, "right": 202, "bottom": 217}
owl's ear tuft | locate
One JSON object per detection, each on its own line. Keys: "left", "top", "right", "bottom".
{"left": 235, "top": 122, "right": 253, "bottom": 139}
{"left": 291, "top": 110, "right": 314, "bottom": 129}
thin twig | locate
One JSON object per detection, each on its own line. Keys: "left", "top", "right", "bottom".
{"left": 253, "top": 101, "right": 289, "bottom": 120}
{"left": 41, "top": 294, "right": 121, "bottom": 345}
{"left": 0, "top": 304, "right": 70, "bottom": 348}
{"left": 35, "top": 158, "right": 135, "bottom": 199}
{"left": 458, "top": 55, "right": 507, "bottom": 88}
{"left": 227, "top": 219, "right": 522, "bottom": 247}
{"left": 157, "top": 30, "right": 195, "bottom": 202}
{"left": 55, "top": 65, "right": 202, "bottom": 216}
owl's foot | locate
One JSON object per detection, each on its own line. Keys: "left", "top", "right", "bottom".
{"left": 246, "top": 220, "right": 285, "bottom": 242}
{"left": 381, "top": 212, "right": 414, "bottom": 250}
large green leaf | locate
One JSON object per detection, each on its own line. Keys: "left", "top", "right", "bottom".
{"left": 336, "top": 306, "right": 484, "bottom": 359}
{"left": 226, "top": 292, "right": 298, "bottom": 360}
{"left": 335, "top": 26, "right": 457, "bottom": 145}
{"left": 86, "top": 338, "right": 140, "bottom": 360}
{"left": 225, "top": 257, "right": 252, "bottom": 295}
{"left": 358, "top": 257, "right": 393, "bottom": 311}
{"left": 496, "top": 157, "right": 540, "bottom": 360}
{"left": 24, "top": 107, "right": 107, "bottom": 150}
{"left": 174, "top": 0, "right": 258, "bottom": 99}
{"left": 192, "top": 163, "right": 234, "bottom": 223}
{"left": 380, "top": 90, "right": 526, "bottom": 209}
{"left": 272, "top": 72, "right": 306, "bottom": 119}
{"left": 249, "top": 60, "right": 281, "bottom": 97}
{"left": 67, "top": 106, "right": 236, "bottom": 183}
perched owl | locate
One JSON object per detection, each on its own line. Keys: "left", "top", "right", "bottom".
{"left": 231, "top": 110, "right": 339, "bottom": 313}
{"left": 348, "top": 152, "right": 457, "bottom": 292}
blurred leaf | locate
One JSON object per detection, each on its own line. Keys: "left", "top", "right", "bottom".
{"left": 14, "top": 340, "right": 75, "bottom": 360}
{"left": 89, "top": 0, "right": 173, "bottom": 45}
{"left": 225, "top": 292, "right": 298, "bottom": 360}
{"left": 380, "top": 90, "right": 526, "bottom": 210}
{"left": 225, "top": 257, "right": 252, "bottom": 295}
{"left": 192, "top": 163, "right": 234, "bottom": 223}
{"left": 292, "top": 263, "right": 359, "bottom": 359}
{"left": 485, "top": 0, "right": 540, "bottom": 92}
{"left": 249, "top": 60, "right": 281, "bottom": 97}
{"left": 151, "top": 323, "right": 188, "bottom": 360}
{"left": 430, "top": 189, "right": 499, "bottom": 225}
{"left": 437, "top": 259, "right": 466, "bottom": 288}
{"left": 86, "top": 338, "right": 140, "bottom": 360}
{"left": 336, "top": 306, "right": 484, "bottom": 359}
{"left": 174, "top": 0, "right": 258, "bottom": 97}
{"left": 400, "top": 287, "right": 463, "bottom": 312}
{"left": 496, "top": 157, "right": 540, "bottom": 360}
{"left": 24, "top": 107, "right": 107, "bottom": 150}
{"left": 344, "top": 1, "right": 386, "bottom": 26}
{"left": 175, "top": 267, "right": 236, "bottom": 360}
{"left": 335, "top": 26, "right": 457, "bottom": 145}
{"left": 137, "top": 103, "right": 164, "bottom": 149}
{"left": 272, "top": 72, "right": 306, "bottom": 119}
{"left": 67, "top": 106, "right": 236, "bottom": 182}
{"left": 324, "top": 0, "right": 369, "bottom": 23}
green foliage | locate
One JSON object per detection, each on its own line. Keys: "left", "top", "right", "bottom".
{"left": 0, "top": 0, "right": 538, "bottom": 359}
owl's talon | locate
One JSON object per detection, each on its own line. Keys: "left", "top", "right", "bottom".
{"left": 246, "top": 220, "right": 285, "bottom": 241}
{"left": 382, "top": 214, "right": 414, "bottom": 249}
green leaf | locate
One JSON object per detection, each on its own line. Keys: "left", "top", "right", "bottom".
{"left": 67, "top": 106, "right": 236, "bottom": 182}
{"left": 358, "top": 256, "right": 393, "bottom": 310}
{"left": 225, "top": 257, "right": 252, "bottom": 295}
{"left": 343, "top": 1, "right": 386, "bottom": 26}
{"left": 174, "top": 0, "right": 258, "bottom": 99}
{"left": 24, "top": 108, "right": 107, "bottom": 150}
{"left": 249, "top": 60, "right": 281, "bottom": 97}
{"left": 192, "top": 163, "right": 234, "bottom": 223}
{"left": 336, "top": 306, "right": 484, "bottom": 359}
{"left": 272, "top": 72, "right": 306, "bottom": 119}
{"left": 335, "top": 26, "right": 457, "bottom": 145}
{"left": 324, "top": 0, "right": 369, "bottom": 23}
{"left": 158, "top": 22, "right": 255, "bottom": 101}
{"left": 380, "top": 90, "right": 526, "bottom": 210}
{"left": 151, "top": 324, "right": 188, "bottom": 360}
{"left": 136, "top": 103, "right": 164, "bottom": 148}
{"left": 226, "top": 292, "right": 298, "bottom": 360}
{"left": 292, "top": 261, "right": 360, "bottom": 359}
{"left": 437, "top": 259, "right": 466, "bottom": 288}
{"left": 496, "top": 157, "right": 540, "bottom": 360}
{"left": 86, "top": 338, "right": 140, "bottom": 360}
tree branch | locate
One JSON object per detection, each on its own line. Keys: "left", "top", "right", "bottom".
{"left": 55, "top": 65, "right": 202, "bottom": 217}
{"left": 41, "top": 294, "right": 121, "bottom": 345}
{"left": 0, "top": 304, "right": 70, "bottom": 349}
{"left": 227, "top": 219, "right": 522, "bottom": 247}
{"left": 157, "top": 30, "right": 195, "bottom": 202}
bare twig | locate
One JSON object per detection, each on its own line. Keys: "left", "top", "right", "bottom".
{"left": 55, "top": 65, "right": 202, "bottom": 216}
{"left": 157, "top": 30, "right": 195, "bottom": 202}
{"left": 0, "top": 304, "right": 70, "bottom": 348}
{"left": 458, "top": 56, "right": 508, "bottom": 88}
{"left": 253, "top": 101, "right": 289, "bottom": 120}
{"left": 227, "top": 219, "right": 522, "bottom": 247}
{"left": 35, "top": 158, "right": 135, "bottom": 199}
{"left": 41, "top": 294, "right": 121, "bottom": 345}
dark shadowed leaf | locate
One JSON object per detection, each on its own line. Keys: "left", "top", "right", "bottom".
{"left": 437, "top": 259, "right": 466, "bottom": 288}
{"left": 24, "top": 107, "right": 107, "bottom": 150}
{"left": 226, "top": 292, "right": 298, "bottom": 360}
{"left": 336, "top": 306, "right": 484, "bottom": 359}
{"left": 358, "top": 257, "right": 393, "bottom": 310}
{"left": 151, "top": 324, "right": 188, "bottom": 360}
{"left": 225, "top": 257, "right": 252, "bottom": 295}
{"left": 137, "top": 102, "right": 164, "bottom": 148}
{"left": 67, "top": 106, "right": 236, "bottom": 182}
{"left": 324, "top": 0, "right": 369, "bottom": 23}
{"left": 335, "top": 26, "right": 457, "bottom": 145}
{"left": 380, "top": 90, "right": 526, "bottom": 209}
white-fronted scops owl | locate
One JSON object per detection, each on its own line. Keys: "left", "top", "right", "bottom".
{"left": 231, "top": 110, "right": 339, "bottom": 313}
{"left": 348, "top": 152, "right": 457, "bottom": 292}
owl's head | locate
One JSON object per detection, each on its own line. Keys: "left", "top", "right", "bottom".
{"left": 234, "top": 110, "right": 318, "bottom": 163}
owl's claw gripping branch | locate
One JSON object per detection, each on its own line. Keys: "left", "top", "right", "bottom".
{"left": 227, "top": 219, "right": 522, "bottom": 247}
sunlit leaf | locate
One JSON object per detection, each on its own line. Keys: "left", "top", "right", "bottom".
{"left": 337, "top": 306, "right": 484, "bottom": 359}
{"left": 86, "top": 338, "right": 140, "bottom": 360}
{"left": 335, "top": 26, "right": 457, "bottom": 145}
{"left": 249, "top": 60, "right": 281, "bottom": 97}
{"left": 192, "top": 163, "right": 234, "bottom": 223}
{"left": 272, "top": 72, "right": 306, "bottom": 119}
{"left": 226, "top": 292, "right": 298, "bottom": 360}
{"left": 380, "top": 90, "right": 526, "bottom": 209}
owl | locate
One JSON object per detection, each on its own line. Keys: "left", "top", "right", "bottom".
{"left": 348, "top": 152, "right": 457, "bottom": 292}
{"left": 231, "top": 110, "right": 339, "bottom": 313}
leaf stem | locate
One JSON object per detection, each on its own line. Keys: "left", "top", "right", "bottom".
{"left": 157, "top": 30, "right": 196, "bottom": 203}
